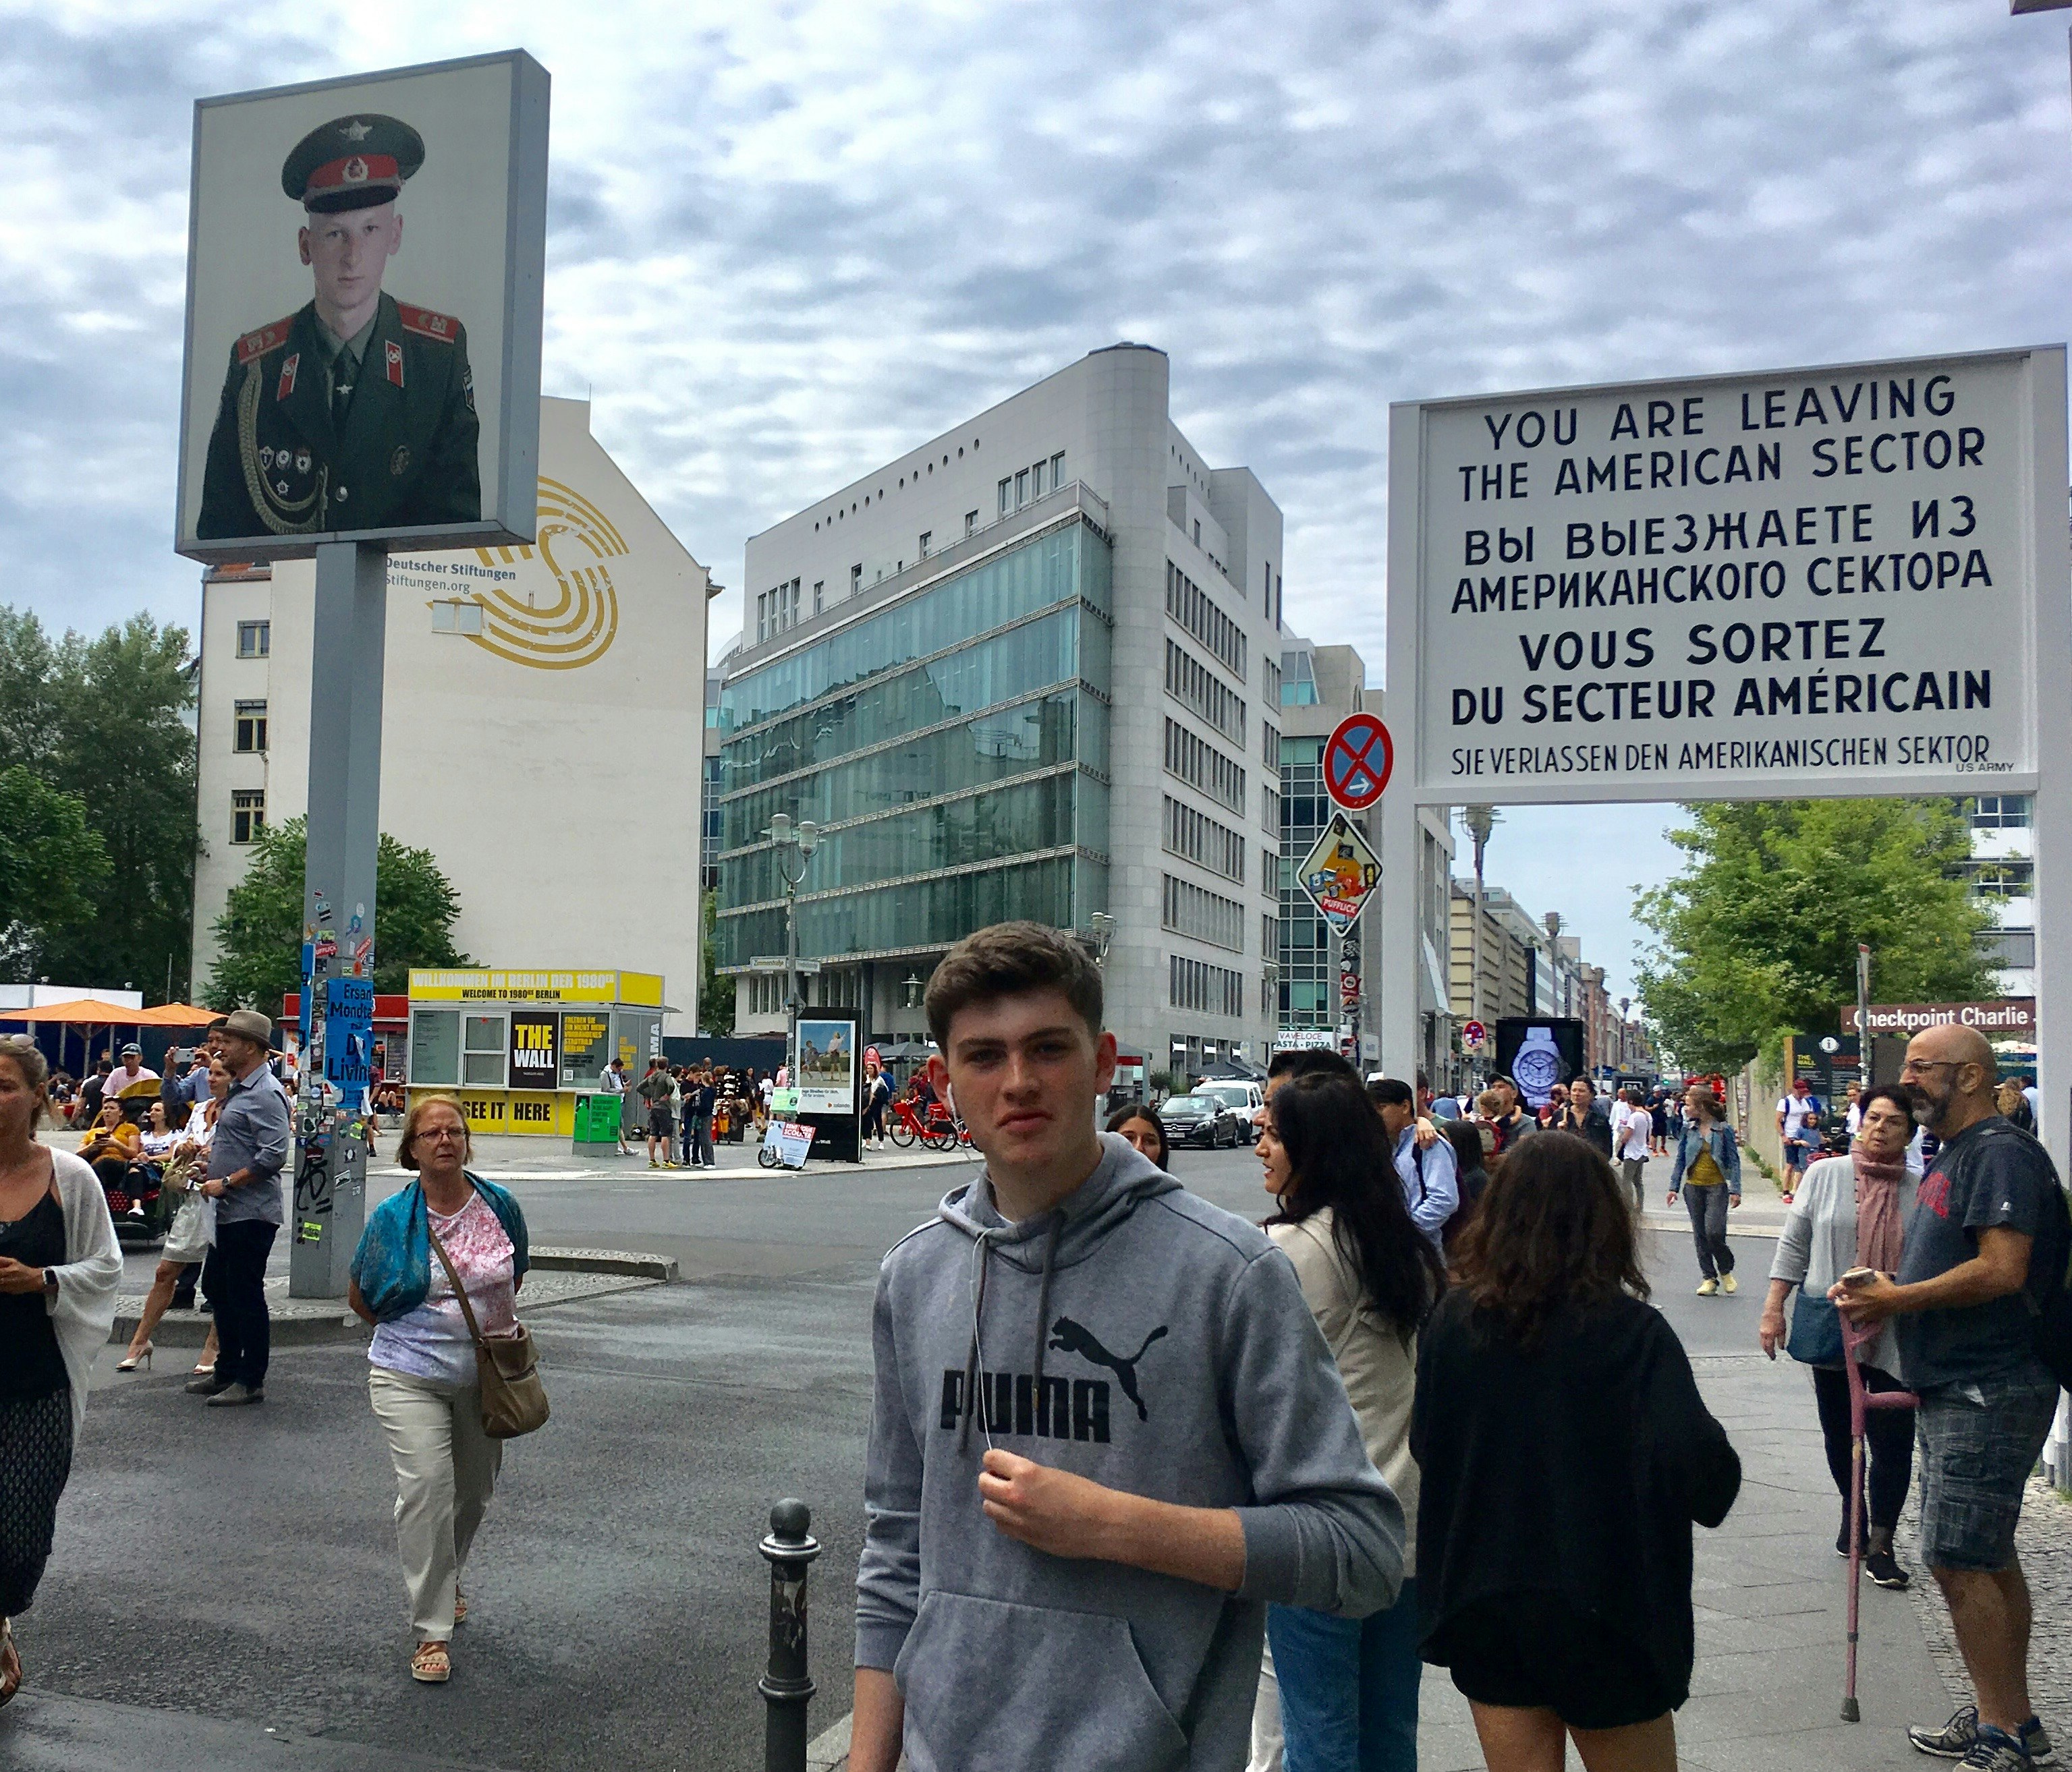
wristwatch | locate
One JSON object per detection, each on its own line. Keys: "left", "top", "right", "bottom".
{"left": 41, "top": 1268, "right": 57, "bottom": 1296}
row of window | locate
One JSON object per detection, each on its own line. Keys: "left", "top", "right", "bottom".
{"left": 999, "top": 454, "right": 1067, "bottom": 517}
{"left": 1261, "top": 719, "right": 1281, "bottom": 770}
{"left": 1169, "top": 954, "right": 1245, "bottom": 1019}
{"left": 1262, "top": 914, "right": 1280, "bottom": 960}
{"left": 1969, "top": 795, "right": 2032, "bottom": 829}
{"left": 1262, "top": 784, "right": 1282, "bottom": 836}
{"left": 757, "top": 579, "right": 804, "bottom": 645}
{"left": 1163, "top": 639, "right": 1246, "bottom": 744}
{"left": 1161, "top": 874, "right": 1244, "bottom": 953}
{"left": 1165, "top": 561, "right": 1247, "bottom": 682}
{"left": 1262, "top": 847, "right": 1278, "bottom": 902}
{"left": 1162, "top": 795, "right": 1245, "bottom": 884}
{"left": 1163, "top": 718, "right": 1246, "bottom": 815}
{"left": 1961, "top": 859, "right": 2034, "bottom": 900}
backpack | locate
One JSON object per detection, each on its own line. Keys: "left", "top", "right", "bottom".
{"left": 2019, "top": 1132, "right": 2072, "bottom": 1391}
{"left": 1408, "top": 1139, "right": 1478, "bottom": 1251}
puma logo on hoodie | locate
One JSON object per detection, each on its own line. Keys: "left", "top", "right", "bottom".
{"left": 1048, "top": 1316, "right": 1167, "bottom": 1420}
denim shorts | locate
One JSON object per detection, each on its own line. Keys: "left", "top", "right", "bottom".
{"left": 1915, "top": 1376, "right": 2059, "bottom": 1572}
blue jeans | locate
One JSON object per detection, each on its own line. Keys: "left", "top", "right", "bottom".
{"left": 1267, "top": 1578, "right": 1420, "bottom": 1772}
{"left": 1682, "top": 1182, "right": 1734, "bottom": 1279}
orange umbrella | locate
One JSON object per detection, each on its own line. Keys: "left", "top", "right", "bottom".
{"left": 134, "top": 1002, "right": 221, "bottom": 1027}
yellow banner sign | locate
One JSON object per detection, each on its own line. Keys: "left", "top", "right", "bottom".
{"left": 408, "top": 969, "right": 663, "bottom": 1006}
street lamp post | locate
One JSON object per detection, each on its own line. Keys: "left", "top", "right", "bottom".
{"left": 1463, "top": 805, "right": 1497, "bottom": 1082}
{"left": 766, "top": 812, "right": 820, "bottom": 1091}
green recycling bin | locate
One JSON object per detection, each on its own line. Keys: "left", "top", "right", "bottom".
{"left": 573, "top": 1093, "right": 622, "bottom": 1147}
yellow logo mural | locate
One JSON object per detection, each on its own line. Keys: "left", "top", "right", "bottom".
{"left": 458, "top": 477, "right": 627, "bottom": 670}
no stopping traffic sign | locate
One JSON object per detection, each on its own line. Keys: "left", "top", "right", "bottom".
{"left": 1324, "top": 712, "right": 1394, "bottom": 811}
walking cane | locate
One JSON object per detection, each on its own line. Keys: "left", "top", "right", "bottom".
{"left": 1840, "top": 1313, "right": 1918, "bottom": 1721}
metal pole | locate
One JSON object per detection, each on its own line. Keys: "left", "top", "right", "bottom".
{"left": 785, "top": 876, "right": 800, "bottom": 1092}
{"left": 759, "top": 1497, "right": 821, "bottom": 1772}
{"left": 290, "top": 540, "right": 384, "bottom": 1298}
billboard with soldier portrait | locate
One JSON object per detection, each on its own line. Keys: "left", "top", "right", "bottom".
{"left": 175, "top": 51, "right": 549, "bottom": 561}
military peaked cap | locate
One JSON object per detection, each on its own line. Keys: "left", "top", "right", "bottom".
{"left": 281, "top": 113, "right": 426, "bottom": 213}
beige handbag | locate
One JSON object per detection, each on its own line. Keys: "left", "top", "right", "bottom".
{"left": 426, "top": 1224, "right": 549, "bottom": 1439}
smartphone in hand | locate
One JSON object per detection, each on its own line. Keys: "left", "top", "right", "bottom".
{"left": 1839, "top": 1266, "right": 1878, "bottom": 1288}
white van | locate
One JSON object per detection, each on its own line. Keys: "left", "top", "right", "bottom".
{"left": 1194, "top": 1079, "right": 1264, "bottom": 1141}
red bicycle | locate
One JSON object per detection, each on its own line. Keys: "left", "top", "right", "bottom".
{"left": 889, "top": 1097, "right": 958, "bottom": 1151}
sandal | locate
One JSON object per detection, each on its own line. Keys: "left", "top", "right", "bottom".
{"left": 452, "top": 1591, "right": 467, "bottom": 1626}
{"left": 1, "top": 1616, "right": 20, "bottom": 1708}
{"left": 410, "top": 1640, "right": 451, "bottom": 1684}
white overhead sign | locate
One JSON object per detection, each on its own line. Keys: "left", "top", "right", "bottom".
{"left": 1391, "top": 348, "right": 2058, "bottom": 803}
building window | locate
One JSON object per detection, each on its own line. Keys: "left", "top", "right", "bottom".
{"left": 1970, "top": 795, "right": 2032, "bottom": 829}
{"left": 1262, "top": 720, "right": 1281, "bottom": 769}
{"left": 1193, "top": 519, "right": 1201, "bottom": 548}
{"left": 999, "top": 477, "right": 1013, "bottom": 516}
{"left": 1980, "top": 926, "right": 2037, "bottom": 969}
{"left": 1051, "top": 451, "right": 1065, "bottom": 488}
{"left": 463, "top": 1014, "right": 507, "bottom": 1088}
{"left": 431, "top": 600, "right": 484, "bottom": 634}
{"left": 1016, "top": 468, "right": 1030, "bottom": 507}
{"left": 1166, "top": 562, "right": 1246, "bottom": 680}
{"left": 1164, "top": 639, "right": 1247, "bottom": 743}
{"left": 1162, "top": 874, "right": 1245, "bottom": 952}
{"left": 231, "top": 789, "right": 265, "bottom": 845}
{"left": 919, "top": 532, "right": 931, "bottom": 558}
{"left": 1263, "top": 847, "right": 1278, "bottom": 901}
{"left": 1162, "top": 795, "right": 1245, "bottom": 883}
{"left": 1169, "top": 953, "right": 1245, "bottom": 1018}
{"left": 233, "top": 699, "right": 268, "bottom": 753}
{"left": 235, "top": 620, "right": 269, "bottom": 658}
{"left": 1281, "top": 648, "right": 1318, "bottom": 705}
{"left": 1163, "top": 717, "right": 1246, "bottom": 815}
{"left": 851, "top": 563, "right": 863, "bottom": 596}
{"left": 965, "top": 510, "right": 978, "bottom": 536}
{"left": 1262, "top": 784, "right": 1282, "bottom": 835}
{"left": 1963, "top": 859, "right": 2035, "bottom": 900}
{"left": 813, "top": 580, "right": 824, "bottom": 615}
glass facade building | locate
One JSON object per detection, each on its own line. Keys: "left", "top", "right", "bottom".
{"left": 716, "top": 521, "right": 1113, "bottom": 971}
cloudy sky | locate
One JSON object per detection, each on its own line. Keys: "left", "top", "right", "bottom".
{"left": 6, "top": 0, "right": 2067, "bottom": 998}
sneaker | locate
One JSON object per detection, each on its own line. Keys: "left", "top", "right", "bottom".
{"left": 206, "top": 1382, "right": 264, "bottom": 1407}
{"left": 185, "top": 1373, "right": 232, "bottom": 1396}
{"left": 648, "top": 1157, "right": 660, "bottom": 1168}
{"left": 1697, "top": 1278, "right": 1718, "bottom": 1296}
{"left": 1721, "top": 1273, "right": 1738, "bottom": 1294}
{"left": 1866, "top": 1547, "right": 1910, "bottom": 1589}
{"left": 1957, "top": 1727, "right": 2034, "bottom": 1771}
{"left": 1911, "top": 1706, "right": 2055, "bottom": 1765}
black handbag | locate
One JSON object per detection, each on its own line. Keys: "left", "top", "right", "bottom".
{"left": 1786, "top": 1288, "right": 1845, "bottom": 1366}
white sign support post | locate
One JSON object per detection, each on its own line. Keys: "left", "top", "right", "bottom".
{"left": 1385, "top": 346, "right": 2067, "bottom": 1162}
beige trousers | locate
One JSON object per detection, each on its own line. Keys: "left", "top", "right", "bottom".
{"left": 368, "top": 1366, "right": 503, "bottom": 1641}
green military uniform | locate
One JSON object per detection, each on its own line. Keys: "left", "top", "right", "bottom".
{"left": 194, "top": 110, "right": 481, "bottom": 542}
{"left": 196, "top": 291, "right": 480, "bottom": 539}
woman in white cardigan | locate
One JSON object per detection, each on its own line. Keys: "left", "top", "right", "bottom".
{"left": 1759, "top": 1081, "right": 1918, "bottom": 1591}
{"left": 0, "top": 1034, "right": 121, "bottom": 1707}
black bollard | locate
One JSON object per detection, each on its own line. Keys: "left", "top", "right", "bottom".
{"left": 759, "top": 1497, "right": 822, "bottom": 1772}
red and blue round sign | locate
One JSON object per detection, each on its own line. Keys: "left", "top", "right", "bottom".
{"left": 1324, "top": 712, "right": 1394, "bottom": 811}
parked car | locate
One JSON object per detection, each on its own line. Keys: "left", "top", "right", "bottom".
{"left": 1158, "top": 1092, "right": 1245, "bottom": 1149}
{"left": 1194, "top": 1079, "right": 1264, "bottom": 1141}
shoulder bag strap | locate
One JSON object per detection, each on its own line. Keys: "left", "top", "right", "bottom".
{"left": 426, "top": 1222, "right": 489, "bottom": 1354}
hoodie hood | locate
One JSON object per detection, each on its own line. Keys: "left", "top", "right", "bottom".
{"left": 936, "top": 1133, "right": 1183, "bottom": 1452}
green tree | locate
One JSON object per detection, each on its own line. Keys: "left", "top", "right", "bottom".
{"left": 700, "top": 893, "right": 734, "bottom": 1033}
{"left": 1634, "top": 798, "right": 1994, "bottom": 1075}
{"left": 0, "top": 767, "right": 111, "bottom": 974}
{"left": 7, "top": 610, "right": 200, "bottom": 999}
{"left": 206, "top": 816, "right": 472, "bottom": 1008}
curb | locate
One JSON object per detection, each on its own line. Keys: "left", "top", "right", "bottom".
{"left": 109, "top": 1246, "right": 678, "bottom": 1346}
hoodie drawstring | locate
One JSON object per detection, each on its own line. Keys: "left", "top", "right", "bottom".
{"left": 1030, "top": 1214, "right": 1063, "bottom": 1399}
{"left": 959, "top": 1228, "right": 997, "bottom": 1452}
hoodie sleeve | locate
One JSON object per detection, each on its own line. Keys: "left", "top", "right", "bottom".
{"left": 1224, "top": 1246, "right": 1405, "bottom": 1616}
{"left": 856, "top": 1263, "right": 925, "bottom": 1670}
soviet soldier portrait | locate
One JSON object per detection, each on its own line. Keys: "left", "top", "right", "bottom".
{"left": 197, "top": 113, "right": 481, "bottom": 540}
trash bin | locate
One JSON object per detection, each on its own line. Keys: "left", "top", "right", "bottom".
{"left": 573, "top": 1093, "right": 622, "bottom": 1148}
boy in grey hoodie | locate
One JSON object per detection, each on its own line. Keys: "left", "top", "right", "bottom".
{"left": 852, "top": 922, "right": 1403, "bottom": 1772}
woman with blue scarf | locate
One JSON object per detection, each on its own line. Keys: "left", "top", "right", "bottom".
{"left": 349, "top": 1094, "right": 529, "bottom": 1686}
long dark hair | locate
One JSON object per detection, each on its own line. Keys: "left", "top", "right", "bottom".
{"left": 1107, "top": 1102, "right": 1171, "bottom": 1171}
{"left": 1264, "top": 1071, "right": 1445, "bottom": 1333}
{"left": 1453, "top": 1131, "right": 1648, "bottom": 1343}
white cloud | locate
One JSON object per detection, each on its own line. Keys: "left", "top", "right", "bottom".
{"left": 3, "top": 0, "right": 2062, "bottom": 992}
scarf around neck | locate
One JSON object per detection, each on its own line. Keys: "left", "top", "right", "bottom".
{"left": 1851, "top": 1145, "right": 1907, "bottom": 1274}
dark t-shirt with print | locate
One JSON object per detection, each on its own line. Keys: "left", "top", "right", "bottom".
{"left": 1895, "top": 1114, "right": 2066, "bottom": 1392}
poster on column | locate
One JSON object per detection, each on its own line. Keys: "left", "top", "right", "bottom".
{"left": 175, "top": 51, "right": 549, "bottom": 562}
{"left": 797, "top": 1019, "right": 857, "bottom": 1115}
{"left": 1395, "top": 348, "right": 2056, "bottom": 803}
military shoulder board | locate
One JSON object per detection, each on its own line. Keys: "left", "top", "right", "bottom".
{"left": 235, "top": 316, "right": 296, "bottom": 366}
{"left": 397, "top": 304, "right": 459, "bottom": 343}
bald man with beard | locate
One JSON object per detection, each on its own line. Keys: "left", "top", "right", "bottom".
{"left": 1835, "top": 1023, "right": 2068, "bottom": 1771}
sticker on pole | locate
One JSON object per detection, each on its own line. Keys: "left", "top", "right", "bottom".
{"left": 1324, "top": 712, "right": 1393, "bottom": 811}
{"left": 1299, "top": 812, "right": 1382, "bottom": 936}
{"left": 1463, "top": 1019, "right": 1487, "bottom": 1049}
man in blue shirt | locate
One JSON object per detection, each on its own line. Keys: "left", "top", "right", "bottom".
{"left": 1371, "top": 1077, "right": 1457, "bottom": 1248}
{"left": 188, "top": 1009, "right": 291, "bottom": 1407}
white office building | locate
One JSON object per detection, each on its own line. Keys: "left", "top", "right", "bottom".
{"left": 190, "top": 397, "right": 718, "bottom": 1029}
{"left": 715, "top": 344, "right": 1288, "bottom": 1079}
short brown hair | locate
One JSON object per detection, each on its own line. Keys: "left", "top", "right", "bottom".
{"left": 1451, "top": 1130, "right": 1647, "bottom": 1342}
{"left": 0, "top": 1035, "right": 50, "bottom": 1098}
{"left": 397, "top": 1093, "right": 472, "bottom": 1171}
{"left": 924, "top": 921, "right": 1102, "bottom": 1048}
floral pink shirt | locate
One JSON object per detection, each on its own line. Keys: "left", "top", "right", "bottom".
{"left": 368, "top": 1193, "right": 517, "bottom": 1386}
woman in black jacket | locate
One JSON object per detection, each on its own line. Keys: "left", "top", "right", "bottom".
{"left": 1412, "top": 1132, "right": 1741, "bottom": 1772}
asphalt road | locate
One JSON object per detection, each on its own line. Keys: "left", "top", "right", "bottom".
{"left": 11, "top": 1143, "right": 1773, "bottom": 1770}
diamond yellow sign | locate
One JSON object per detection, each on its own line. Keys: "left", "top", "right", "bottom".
{"left": 1299, "top": 812, "right": 1380, "bottom": 936}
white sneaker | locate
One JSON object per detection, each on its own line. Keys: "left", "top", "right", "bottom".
{"left": 1721, "top": 1273, "right": 1738, "bottom": 1294}
{"left": 1697, "top": 1278, "right": 1718, "bottom": 1296}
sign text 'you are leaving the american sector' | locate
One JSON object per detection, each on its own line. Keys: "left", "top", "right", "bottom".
{"left": 1408, "top": 349, "right": 2049, "bottom": 797}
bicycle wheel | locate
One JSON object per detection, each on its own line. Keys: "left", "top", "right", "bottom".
{"left": 889, "top": 1118, "right": 916, "bottom": 1149}
{"left": 758, "top": 1143, "right": 779, "bottom": 1168}
{"left": 922, "top": 1122, "right": 955, "bottom": 1151}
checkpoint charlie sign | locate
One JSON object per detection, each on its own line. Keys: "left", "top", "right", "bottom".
{"left": 1393, "top": 348, "right": 2057, "bottom": 803}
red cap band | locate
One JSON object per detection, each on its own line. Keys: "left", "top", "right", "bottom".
{"left": 303, "top": 154, "right": 401, "bottom": 198}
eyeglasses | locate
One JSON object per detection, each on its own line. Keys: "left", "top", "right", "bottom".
{"left": 418, "top": 1127, "right": 468, "bottom": 1143}
{"left": 1899, "top": 1058, "right": 1964, "bottom": 1076}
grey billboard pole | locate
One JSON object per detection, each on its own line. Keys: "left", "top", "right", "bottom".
{"left": 289, "top": 541, "right": 387, "bottom": 1296}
